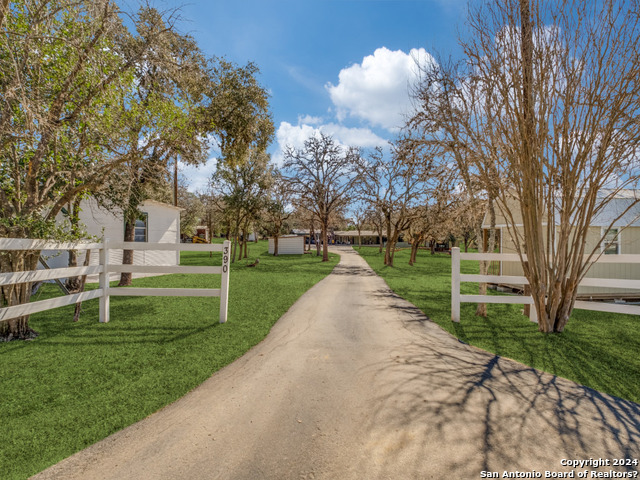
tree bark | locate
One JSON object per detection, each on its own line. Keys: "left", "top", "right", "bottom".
{"left": 0, "top": 250, "right": 40, "bottom": 341}
{"left": 73, "top": 250, "right": 92, "bottom": 322}
{"left": 65, "top": 197, "right": 83, "bottom": 292}
{"left": 321, "top": 219, "right": 329, "bottom": 262}
{"left": 119, "top": 218, "right": 134, "bottom": 286}
{"left": 409, "top": 235, "right": 422, "bottom": 266}
{"left": 383, "top": 213, "right": 394, "bottom": 266}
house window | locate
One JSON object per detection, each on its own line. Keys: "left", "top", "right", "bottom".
{"left": 134, "top": 213, "right": 148, "bottom": 242}
{"left": 602, "top": 228, "right": 620, "bottom": 255}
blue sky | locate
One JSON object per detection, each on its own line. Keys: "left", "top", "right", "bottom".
{"left": 167, "top": 0, "right": 467, "bottom": 191}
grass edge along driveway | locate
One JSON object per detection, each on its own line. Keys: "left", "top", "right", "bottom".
{"left": 0, "top": 241, "right": 338, "bottom": 480}
{"left": 356, "top": 246, "right": 640, "bottom": 406}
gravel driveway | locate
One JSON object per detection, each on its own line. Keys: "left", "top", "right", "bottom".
{"left": 34, "top": 246, "right": 640, "bottom": 479}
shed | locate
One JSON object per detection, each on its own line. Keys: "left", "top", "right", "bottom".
{"left": 41, "top": 198, "right": 183, "bottom": 278}
{"left": 482, "top": 191, "right": 640, "bottom": 299}
{"left": 268, "top": 235, "right": 304, "bottom": 255}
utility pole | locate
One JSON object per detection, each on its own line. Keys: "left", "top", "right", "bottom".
{"left": 173, "top": 157, "right": 179, "bottom": 207}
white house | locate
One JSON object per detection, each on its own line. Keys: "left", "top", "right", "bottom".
{"left": 482, "top": 191, "right": 640, "bottom": 299}
{"left": 42, "top": 198, "right": 183, "bottom": 277}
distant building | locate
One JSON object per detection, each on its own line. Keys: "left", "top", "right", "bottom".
{"left": 483, "top": 191, "right": 640, "bottom": 299}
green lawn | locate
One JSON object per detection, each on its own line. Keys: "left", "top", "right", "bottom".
{"left": 357, "top": 246, "right": 640, "bottom": 404}
{"left": 0, "top": 241, "right": 338, "bottom": 480}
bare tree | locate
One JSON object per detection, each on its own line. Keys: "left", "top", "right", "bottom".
{"left": 452, "top": 193, "right": 486, "bottom": 253}
{"left": 410, "top": 54, "right": 501, "bottom": 316}
{"left": 283, "top": 133, "right": 359, "bottom": 262}
{"left": 357, "top": 139, "right": 440, "bottom": 267}
{"left": 349, "top": 204, "right": 369, "bottom": 248}
{"left": 453, "top": 0, "right": 640, "bottom": 332}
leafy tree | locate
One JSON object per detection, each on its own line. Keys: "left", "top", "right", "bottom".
{"left": 0, "top": 0, "right": 181, "bottom": 340}
{"left": 178, "top": 185, "right": 205, "bottom": 238}
{"left": 204, "top": 59, "right": 274, "bottom": 167}
{"left": 99, "top": 9, "right": 210, "bottom": 286}
{"left": 262, "top": 172, "right": 293, "bottom": 256}
{"left": 212, "top": 150, "right": 272, "bottom": 262}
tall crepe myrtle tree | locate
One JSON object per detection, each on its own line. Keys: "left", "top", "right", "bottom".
{"left": 283, "top": 133, "right": 359, "bottom": 262}
{"left": 454, "top": 0, "right": 640, "bottom": 332}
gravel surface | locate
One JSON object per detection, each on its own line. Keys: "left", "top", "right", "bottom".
{"left": 33, "top": 246, "right": 640, "bottom": 479}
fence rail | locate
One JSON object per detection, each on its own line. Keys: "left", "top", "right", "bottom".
{"left": 451, "top": 247, "right": 640, "bottom": 322}
{"left": 0, "top": 238, "right": 231, "bottom": 324}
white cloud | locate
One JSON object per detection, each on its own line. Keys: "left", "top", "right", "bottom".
{"left": 297, "top": 114, "right": 323, "bottom": 125}
{"left": 326, "top": 47, "right": 435, "bottom": 131}
{"left": 319, "top": 123, "right": 387, "bottom": 148}
{"left": 273, "top": 121, "right": 387, "bottom": 166}
{"left": 181, "top": 157, "right": 218, "bottom": 193}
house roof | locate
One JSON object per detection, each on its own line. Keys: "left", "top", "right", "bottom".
{"left": 142, "top": 199, "right": 185, "bottom": 212}
{"left": 590, "top": 198, "right": 640, "bottom": 227}
{"left": 334, "top": 230, "right": 380, "bottom": 237}
{"left": 482, "top": 190, "right": 640, "bottom": 228}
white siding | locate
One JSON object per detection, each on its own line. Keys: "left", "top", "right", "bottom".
{"left": 40, "top": 199, "right": 182, "bottom": 278}
{"left": 268, "top": 236, "right": 304, "bottom": 255}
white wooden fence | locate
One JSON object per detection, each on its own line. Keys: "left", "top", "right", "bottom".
{"left": 451, "top": 247, "right": 640, "bottom": 322}
{"left": 0, "top": 238, "right": 231, "bottom": 324}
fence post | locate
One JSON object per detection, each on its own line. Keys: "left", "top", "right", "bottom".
{"left": 99, "top": 238, "right": 110, "bottom": 323}
{"left": 219, "top": 240, "right": 231, "bottom": 323}
{"left": 451, "top": 247, "right": 461, "bottom": 322}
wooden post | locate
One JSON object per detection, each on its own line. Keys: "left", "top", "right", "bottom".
{"left": 219, "top": 240, "right": 231, "bottom": 323}
{"left": 452, "top": 247, "right": 461, "bottom": 322}
{"left": 99, "top": 238, "right": 110, "bottom": 323}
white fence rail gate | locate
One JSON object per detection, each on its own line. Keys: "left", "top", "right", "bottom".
{"left": 451, "top": 247, "right": 640, "bottom": 323}
{"left": 0, "top": 238, "right": 231, "bottom": 325}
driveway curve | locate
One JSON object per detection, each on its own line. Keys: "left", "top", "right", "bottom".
{"left": 35, "top": 246, "right": 640, "bottom": 479}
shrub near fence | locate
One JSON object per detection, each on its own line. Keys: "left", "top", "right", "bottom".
{"left": 0, "top": 238, "right": 231, "bottom": 325}
{"left": 451, "top": 247, "right": 640, "bottom": 323}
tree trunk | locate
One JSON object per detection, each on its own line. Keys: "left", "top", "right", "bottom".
{"left": 119, "top": 218, "right": 134, "bottom": 286}
{"left": 65, "top": 197, "right": 83, "bottom": 292}
{"left": 242, "top": 223, "right": 249, "bottom": 259}
{"left": 0, "top": 250, "right": 40, "bottom": 341}
{"left": 232, "top": 234, "right": 239, "bottom": 263}
{"left": 273, "top": 235, "right": 279, "bottom": 256}
{"left": 73, "top": 250, "right": 92, "bottom": 322}
{"left": 321, "top": 220, "right": 329, "bottom": 262}
{"left": 383, "top": 214, "right": 393, "bottom": 266}
{"left": 409, "top": 237, "right": 421, "bottom": 266}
